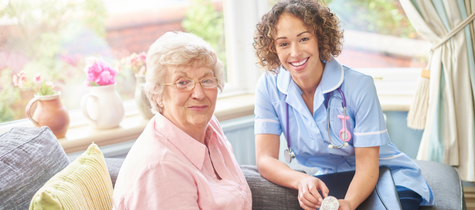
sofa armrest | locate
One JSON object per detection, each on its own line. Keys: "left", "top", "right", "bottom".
{"left": 415, "top": 160, "right": 466, "bottom": 210}
{"left": 240, "top": 165, "right": 302, "bottom": 210}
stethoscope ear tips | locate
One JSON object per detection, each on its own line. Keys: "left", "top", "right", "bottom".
{"left": 343, "top": 142, "right": 348, "bottom": 147}
{"left": 328, "top": 144, "right": 333, "bottom": 149}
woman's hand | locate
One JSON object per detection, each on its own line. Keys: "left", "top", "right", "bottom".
{"left": 297, "top": 176, "right": 329, "bottom": 210}
{"left": 337, "top": 199, "right": 353, "bottom": 210}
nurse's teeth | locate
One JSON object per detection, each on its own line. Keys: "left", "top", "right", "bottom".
{"left": 291, "top": 58, "right": 308, "bottom": 66}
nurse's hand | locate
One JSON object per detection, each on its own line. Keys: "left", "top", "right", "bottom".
{"left": 297, "top": 176, "right": 329, "bottom": 210}
{"left": 337, "top": 199, "right": 353, "bottom": 210}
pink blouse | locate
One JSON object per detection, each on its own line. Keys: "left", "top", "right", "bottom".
{"left": 113, "top": 114, "right": 252, "bottom": 210}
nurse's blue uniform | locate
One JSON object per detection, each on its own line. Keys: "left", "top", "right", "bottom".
{"left": 254, "top": 58, "right": 434, "bottom": 205}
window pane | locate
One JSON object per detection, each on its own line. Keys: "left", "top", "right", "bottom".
{"left": 327, "top": 0, "right": 429, "bottom": 68}
{"left": 0, "top": 0, "right": 226, "bottom": 123}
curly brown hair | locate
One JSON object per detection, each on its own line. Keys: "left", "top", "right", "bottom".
{"left": 253, "top": 0, "right": 344, "bottom": 73}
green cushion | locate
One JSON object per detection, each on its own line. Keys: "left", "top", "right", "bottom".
{"left": 29, "top": 143, "right": 113, "bottom": 210}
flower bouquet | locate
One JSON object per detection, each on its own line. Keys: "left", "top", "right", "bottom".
{"left": 12, "top": 71, "right": 57, "bottom": 96}
{"left": 84, "top": 58, "right": 118, "bottom": 86}
{"left": 121, "top": 52, "right": 147, "bottom": 76}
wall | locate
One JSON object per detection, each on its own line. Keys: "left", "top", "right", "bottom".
{"left": 385, "top": 111, "right": 423, "bottom": 159}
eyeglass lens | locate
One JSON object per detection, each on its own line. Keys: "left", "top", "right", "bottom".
{"left": 176, "top": 78, "right": 218, "bottom": 90}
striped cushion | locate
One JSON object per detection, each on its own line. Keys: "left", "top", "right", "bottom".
{"left": 29, "top": 143, "right": 113, "bottom": 210}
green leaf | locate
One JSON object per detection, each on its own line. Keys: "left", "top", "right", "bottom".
{"left": 89, "top": 81, "right": 100, "bottom": 86}
{"left": 38, "top": 82, "right": 55, "bottom": 95}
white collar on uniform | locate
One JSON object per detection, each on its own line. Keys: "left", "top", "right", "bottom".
{"left": 276, "top": 57, "right": 345, "bottom": 95}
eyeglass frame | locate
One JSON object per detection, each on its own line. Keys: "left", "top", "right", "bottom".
{"left": 160, "top": 77, "right": 220, "bottom": 91}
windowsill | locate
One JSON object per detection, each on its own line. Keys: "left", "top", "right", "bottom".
{"left": 378, "top": 95, "right": 412, "bottom": 111}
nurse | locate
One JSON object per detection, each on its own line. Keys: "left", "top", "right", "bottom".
{"left": 252, "top": 0, "right": 434, "bottom": 210}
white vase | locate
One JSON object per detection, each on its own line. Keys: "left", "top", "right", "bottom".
{"left": 81, "top": 83, "right": 124, "bottom": 129}
{"left": 134, "top": 75, "right": 154, "bottom": 119}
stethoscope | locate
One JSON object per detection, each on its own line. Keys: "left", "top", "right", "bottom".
{"left": 284, "top": 87, "right": 352, "bottom": 163}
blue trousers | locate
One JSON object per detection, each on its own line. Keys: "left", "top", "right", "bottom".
{"left": 397, "top": 186, "right": 423, "bottom": 210}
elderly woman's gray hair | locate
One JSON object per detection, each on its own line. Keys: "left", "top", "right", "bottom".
{"left": 144, "top": 31, "right": 225, "bottom": 114}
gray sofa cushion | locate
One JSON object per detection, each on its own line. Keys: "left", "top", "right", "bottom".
{"left": 415, "top": 160, "right": 466, "bottom": 210}
{"left": 104, "top": 158, "right": 124, "bottom": 188}
{"left": 0, "top": 126, "right": 70, "bottom": 210}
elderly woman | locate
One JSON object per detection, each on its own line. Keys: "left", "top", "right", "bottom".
{"left": 113, "top": 31, "right": 252, "bottom": 209}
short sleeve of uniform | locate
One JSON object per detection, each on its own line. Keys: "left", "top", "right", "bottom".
{"left": 351, "top": 76, "right": 390, "bottom": 147}
{"left": 254, "top": 74, "right": 282, "bottom": 136}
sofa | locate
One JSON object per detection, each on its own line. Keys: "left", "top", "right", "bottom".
{"left": 0, "top": 127, "right": 466, "bottom": 210}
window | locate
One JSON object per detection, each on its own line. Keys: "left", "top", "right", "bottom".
{"left": 0, "top": 0, "right": 426, "bottom": 152}
{"left": 0, "top": 0, "right": 426, "bottom": 125}
{"left": 0, "top": 0, "right": 229, "bottom": 124}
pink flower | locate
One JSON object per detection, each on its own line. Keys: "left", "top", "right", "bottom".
{"left": 140, "top": 52, "right": 146, "bottom": 62}
{"left": 34, "top": 73, "right": 41, "bottom": 83}
{"left": 46, "top": 81, "right": 54, "bottom": 87}
{"left": 13, "top": 71, "right": 27, "bottom": 88}
{"left": 85, "top": 57, "right": 117, "bottom": 86}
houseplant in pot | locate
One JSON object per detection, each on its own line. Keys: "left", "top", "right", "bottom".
{"left": 121, "top": 52, "right": 153, "bottom": 119}
{"left": 81, "top": 57, "right": 124, "bottom": 129}
{"left": 13, "top": 71, "right": 70, "bottom": 138}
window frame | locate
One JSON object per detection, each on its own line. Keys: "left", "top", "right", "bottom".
{"left": 219, "top": 0, "right": 268, "bottom": 97}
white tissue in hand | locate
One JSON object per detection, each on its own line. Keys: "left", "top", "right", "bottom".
{"left": 320, "top": 196, "right": 339, "bottom": 210}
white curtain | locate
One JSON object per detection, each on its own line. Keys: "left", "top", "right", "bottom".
{"left": 400, "top": 0, "right": 475, "bottom": 181}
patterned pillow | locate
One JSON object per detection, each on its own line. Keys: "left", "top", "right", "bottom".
{"left": 0, "top": 126, "right": 70, "bottom": 210}
{"left": 29, "top": 143, "right": 113, "bottom": 210}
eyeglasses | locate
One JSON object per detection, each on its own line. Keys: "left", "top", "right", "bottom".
{"left": 161, "top": 77, "right": 219, "bottom": 91}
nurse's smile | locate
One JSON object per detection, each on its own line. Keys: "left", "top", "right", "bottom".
{"left": 289, "top": 58, "right": 309, "bottom": 71}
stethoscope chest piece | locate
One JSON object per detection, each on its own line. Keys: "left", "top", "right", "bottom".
{"left": 284, "top": 148, "right": 295, "bottom": 163}
{"left": 328, "top": 142, "right": 349, "bottom": 149}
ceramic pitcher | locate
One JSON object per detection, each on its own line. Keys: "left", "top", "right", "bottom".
{"left": 134, "top": 75, "right": 154, "bottom": 119}
{"left": 81, "top": 83, "right": 124, "bottom": 129}
{"left": 25, "top": 92, "right": 70, "bottom": 138}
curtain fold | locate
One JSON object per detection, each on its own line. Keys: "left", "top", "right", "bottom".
{"left": 401, "top": 0, "right": 475, "bottom": 181}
